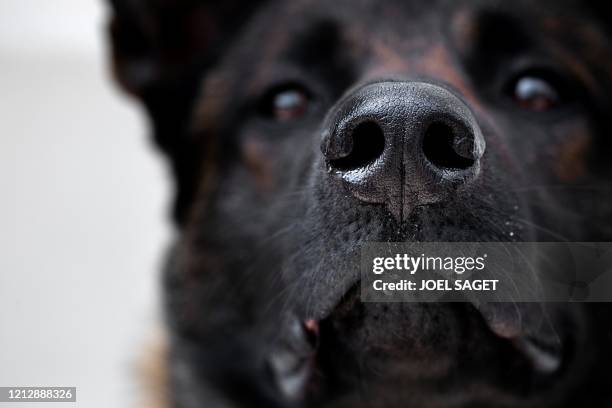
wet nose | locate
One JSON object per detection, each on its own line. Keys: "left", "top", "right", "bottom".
{"left": 321, "top": 81, "right": 485, "bottom": 221}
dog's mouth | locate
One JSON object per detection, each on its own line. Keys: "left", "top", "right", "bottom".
{"left": 266, "top": 285, "right": 360, "bottom": 401}
{"left": 267, "top": 283, "right": 574, "bottom": 403}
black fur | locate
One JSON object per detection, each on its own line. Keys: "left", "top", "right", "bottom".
{"left": 107, "top": 1, "right": 612, "bottom": 406}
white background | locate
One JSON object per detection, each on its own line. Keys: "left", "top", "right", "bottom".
{"left": 0, "top": 1, "right": 171, "bottom": 406}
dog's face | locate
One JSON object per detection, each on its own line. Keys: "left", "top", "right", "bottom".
{"left": 108, "top": 0, "right": 612, "bottom": 406}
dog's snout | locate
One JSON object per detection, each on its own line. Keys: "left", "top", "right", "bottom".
{"left": 321, "top": 81, "right": 485, "bottom": 221}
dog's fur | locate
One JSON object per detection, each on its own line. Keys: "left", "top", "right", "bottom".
{"left": 106, "top": 1, "right": 612, "bottom": 406}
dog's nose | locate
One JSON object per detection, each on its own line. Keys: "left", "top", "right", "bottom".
{"left": 321, "top": 81, "right": 485, "bottom": 221}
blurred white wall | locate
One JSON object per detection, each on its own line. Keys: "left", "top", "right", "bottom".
{"left": 0, "top": 1, "right": 171, "bottom": 407}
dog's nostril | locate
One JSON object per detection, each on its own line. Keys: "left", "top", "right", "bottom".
{"left": 329, "top": 121, "right": 385, "bottom": 171}
{"left": 422, "top": 121, "right": 476, "bottom": 171}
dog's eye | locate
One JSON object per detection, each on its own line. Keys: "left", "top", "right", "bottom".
{"left": 261, "top": 84, "right": 310, "bottom": 121}
{"left": 508, "top": 73, "right": 562, "bottom": 112}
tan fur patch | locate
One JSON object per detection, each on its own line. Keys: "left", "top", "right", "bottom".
{"left": 137, "top": 328, "right": 169, "bottom": 408}
{"left": 555, "top": 131, "right": 591, "bottom": 183}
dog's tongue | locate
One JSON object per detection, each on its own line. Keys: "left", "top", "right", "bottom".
{"left": 474, "top": 302, "right": 565, "bottom": 373}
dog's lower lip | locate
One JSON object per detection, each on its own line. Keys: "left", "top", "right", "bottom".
{"left": 312, "top": 283, "right": 569, "bottom": 375}
{"left": 268, "top": 287, "right": 359, "bottom": 399}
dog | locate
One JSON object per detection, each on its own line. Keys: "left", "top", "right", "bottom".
{"left": 106, "top": 0, "right": 612, "bottom": 406}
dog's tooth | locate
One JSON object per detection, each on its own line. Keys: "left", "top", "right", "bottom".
{"left": 513, "top": 338, "right": 562, "bottom": 374}
{"left": 476, "top": 302, "right": 565, "bottom": 374}
{"left": 265, "top": 317, "right": 318, "bottom": 400}
{"left": 268, "top": 350, "right": 310, "bottom": 400}
{"left": 284, "top": 318, "right": 316, "bottom": 354}
{"left": 268, "top": 349, "right": 302, "bottom": 377}
{"left": 267, "top": 348, "right": 311, "bottom": 400}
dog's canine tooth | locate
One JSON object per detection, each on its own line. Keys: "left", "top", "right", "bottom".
{"left": 266, "top": 318, "right": 318, "bottom": 400}
{"left": 513, "top": 338, "right": 563, "bottom": 374}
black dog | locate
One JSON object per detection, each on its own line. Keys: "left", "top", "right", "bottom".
{"left": 106, "top": 0, "right": 612, "bottom": 406}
